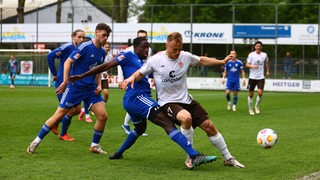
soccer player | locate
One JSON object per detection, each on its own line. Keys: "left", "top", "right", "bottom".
{"left": 101, "top": 41, "right": 113, "bottom": 103}
{"left": 221, "top": 50, "right": 246, "bottom": 112}
{"left": 26, "top": 23, "right": 112, "bottom": 155}
{"left": 4, "top": 54, "right": 20, "bottom": 89}
{"left": 120, "top": 30, "right": 152, "bottom": 136}
{"left": 121, "top": 32, "right": 245, "bottom": 168}
{"left": 70, "top": 36, "right": 217, "bottom": 169}
{"left": 246, "top": 41, "right": 270, "bottom": 115}
{"left": 47, "top": 29, "right": 85, "bottom": 140}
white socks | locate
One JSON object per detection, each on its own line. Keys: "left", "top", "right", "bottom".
{"left": 209, "top": 132, "right": 232, "bottom": 160}
{"left": 180, "top": 126, "right": 194, "bottom": 145}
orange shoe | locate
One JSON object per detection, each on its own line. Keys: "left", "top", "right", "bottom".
{"left": 52, "top": 125, "right": 59, "bottom": 135}
{"left": 59, "top": 134, "right": 76, "bottom": 141}
{"left": 86, "top": 117, "right": 93, "bottom": 123}
{"left": 78, "top": 110, "right": 84, "bottom": 120}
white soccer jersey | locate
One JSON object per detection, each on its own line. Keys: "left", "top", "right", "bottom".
{"left": 247, "top": 51, "right": 269, "bottom": 80}
{"left": 101, "top": 53, "right": 113, "bottom": 80}
{"left": 139, "top": 51, "right": 200, "bottom": 106}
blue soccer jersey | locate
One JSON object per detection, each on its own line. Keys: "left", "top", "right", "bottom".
{"left": 59, "top": 40, "right": 105, "bottom": 109}
{"left": 115, "top": 51, "right": 157, "bottom": 123}
{"left": 225, "top": 59, "right": 244, "bottom": 82}
{"left": 47, "top": 42, "right": 75, "bottom": 89}
{"left": 224, "top": 59, "right": 244, "bottom": 91}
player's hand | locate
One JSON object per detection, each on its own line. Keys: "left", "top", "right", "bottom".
{"left": 94, "top": 86, "right": 101, "bottom": 95}
{"left": 221, "top": 79, "right": 226, "bottom": 85}
{"left": 52, "top": 76, "right": 57, "bottom": 81}
{"left": 70, "top": 75, "right": 82, "bottom": 84}
{"left": 266, "top": 71, "right": 270, "bottom": 77}
{"left": 242, "top": 78, "right": 246, "bottom": 87}
{"left": 55, "top": 82, "right": 68, "bottom": 94}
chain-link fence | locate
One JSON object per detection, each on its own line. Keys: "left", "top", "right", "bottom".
{"left": 1, "top": 2, "right": 319, "bottom": 79}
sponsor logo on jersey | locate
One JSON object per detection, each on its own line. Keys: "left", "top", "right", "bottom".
{"left": 118, "top": 54, "right": 125, "bottom": 61}
{"left": 73, "top": 53, "right": 81, "bottom": 59}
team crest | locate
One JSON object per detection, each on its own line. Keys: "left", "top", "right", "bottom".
{"left": 118, "top": 54, "right": 126, "bottom": 61}
{"left": 178, "top": 61, "right": 183, "bottom": 67}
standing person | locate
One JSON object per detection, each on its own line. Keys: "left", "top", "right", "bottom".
{"left": 70, "top": 37, "right": 217, "bottom": 169}
{"left": 121, "top": 32, "right": 245, "bottom": 168}
{"left": 120, "top": 30, "right": 152, "bottom": 136}
{"left": 283, "top": 51, "right": 293, "bottom": 79}
{"left": 221, "top": 50, "right": 246, "bottom": 112}
{"left": 26, "top": 23, "right": 112, "bottom": 155}
{"left": 101, "top": 41, "right": 113, "bottom": 103}
{"left": 47, "top": 29, "right": 85, "bottom": 140}
{"left": 4, "top": 54, "right": 20, "bottom": 89}
{"left": 246, "top": 41, "right": 270, "bottom": 115}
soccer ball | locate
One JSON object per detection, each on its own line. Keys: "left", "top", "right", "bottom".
{"left": 257, "top": 128, "right": 278, "bottom": 148}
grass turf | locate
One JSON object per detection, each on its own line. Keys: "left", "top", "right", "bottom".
{"left": 0, "top": 86, "right": 319, "bottom": 179}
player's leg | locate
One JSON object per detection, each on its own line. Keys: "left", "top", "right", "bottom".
{"left": 121, "top": 112, "right": 131, "bottom": 135}
{"left": 226, "top": 90, "right": 231, "bottom": 110}
{"left": 101, "top": 80, "right": 109, "bottom": 103}
{"left": 162, "top": 103, "right": 193, "bottom": 144}
{"left": 89, "top": 101, "right": 108, "bottom": 154}
{"left": 59, "top": 105, "right": 81, "bottom": 141}
{"left": 232, "top": 81, "right": 240, "bottom": 112}
{"left": 247, "top": 79, "right": 255, "bottom": 115}
{"left": 84, "top": 102, "right": 93, "bottom": 122}
{"left": 27, "top": 107, "right": 70, "bottom": 154}
{"left": 255, "top": 79, "right": 265, "bottom": 114}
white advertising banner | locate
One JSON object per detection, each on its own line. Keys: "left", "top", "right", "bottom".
{"left": 20, "top": 60, "right": 33, "bottom": 75}
{"left": 1, "top": 23, "right": 319, "bottom": 45}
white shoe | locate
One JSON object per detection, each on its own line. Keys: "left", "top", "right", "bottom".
{"left": 255, "top": 105, "right": 260, "bottom": 114}
{"left": 26, "top": 141, "right": 40, "bottom": 154}
{"left": 90, "top": 144, "right": 107, "bottom": 154}
{"left": 232, "top": 105, "right": 236, "bottom": 112}
{"left": 224, "top": 157, "right": 245, "bottom": 168}
{"left": 142, "top": 133, "right": 148, "bottom": 137}
{"left": 249, "top": 108, "right": 255, "bottom": 115}
{"left": 227, "top": 102, "right": 232, "bottom": 110}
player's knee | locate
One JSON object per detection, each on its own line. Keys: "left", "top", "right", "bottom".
{"left": 200, "top": 119, "right": 218, "bottom": 136}
{"left": 177, "top": 110, "right": 192, "bottom": 127}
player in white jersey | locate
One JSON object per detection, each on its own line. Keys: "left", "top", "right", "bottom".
{"left": 246, "top": 41, "right": 270, "bottom": 115}
{"left": 119, "top": 30, "right": 151, "bottom": 136}
{"left": 121, "top": 32, "right": 245, "bottom": 168}
{"left": 101, "top": 41, "right": 113, "bottom": 103}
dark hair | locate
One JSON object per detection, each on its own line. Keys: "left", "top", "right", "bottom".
{"left": 83, "top": 36, "right": 91, "bottom": 42}
{"left": 254, "top": 41, "right": 263, "bottom": 46}
{"left": 133, "top": 36, "right": 147, "bottom": 47}
{"left": 72, "top": 29, "right": 84, "bottom": 37}
{"left": 137, "top": 29, "right": 147, "bottom": 36}
{"left": 95, "top": 23, "right": 112, "bottom": 34}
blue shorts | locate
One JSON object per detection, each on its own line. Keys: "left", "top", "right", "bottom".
{"left": 10, "top": 72, "right": 17, "bottom": 77}
{"left": 59, "top": 84, "right": 103, "bottom": 109}
{"left": 123, "top": 93, "right": 158, "bottom": 124}
{"left": 226, "top": 80, "right": 240, "bottom": 91}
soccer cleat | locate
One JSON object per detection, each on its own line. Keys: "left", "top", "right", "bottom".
{"left": 224, "top": 157, "right": 245, "bottom": 168}
{"left": 249, "top": 108, "right": 255, "bottom": 115}
{"left": 59, "top": 134, "right": 76, "bottom": 141}
{"left": 10, "top": 85, "right": 14, "bottom": 89}
{"left": 26, "top": 141, "right": 40, "bottom": 154}
{"left": 86, "top": 117, "right": 93, "bottom": 123}
{"left": 52, "top": 125, "right": 59, "bottom": 135}
{"left": 121, "top": 124, "right": 131, "bottom": 135}
{"left": 232, "top": 105, "right": 236, "bottom": 112}
{"left": 108, "top": 152, "right": 123, "bottom": 160}
{"left": 90, "top": 145, "right": 107, "bottom": 154}
{"left": 78, "top": 110, "right": 84, "bottom": 120}
{"left": 185, "top": 156, "right": 193, "bottom": 169}
{"left": 188, "top": 154, "right": 217, "bottom": 169}
{"left": 227, "top": 102, "right": 232, "bottom": 110}
{"left": 141, "top": 133, "right": 148, "bottom": 137}
{"left": 255, "top": 105, "right": 260, "bottom": 114}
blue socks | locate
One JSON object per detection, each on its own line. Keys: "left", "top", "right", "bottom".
{"left": 117, "top": 130, "right": 139, "bottom": 155}
{"left": 37, "top": 124, "right": 51, "bottom": 139}
{"left": 233, "top": 95, "right": 238, "bottom": 105}
{"left": 169, "top": 128, "right": 198, "bottom": 157}
{"left": 92, "top": 129, "right": 104, "bottom": 144}
{"left": 60, "top": 115, "right": 72, "bottom": 136}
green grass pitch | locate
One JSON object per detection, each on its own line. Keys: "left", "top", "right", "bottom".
{"left": 0, "top": 86, "right": 319, "bottom": 179}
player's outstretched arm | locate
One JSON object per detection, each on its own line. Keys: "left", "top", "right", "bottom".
{"left": 199, "top": 55, "right": 230, "bottom": 66}
{"left": 70, "top": 60, "right": 118, "bottom": 83}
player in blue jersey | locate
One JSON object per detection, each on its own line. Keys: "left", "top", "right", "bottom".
{"left": 221, "top": 50, "right": 246, "bottom": 112}
{"left": 27, "top": 23, "right": 112, "bottom": 155}
{"left": 4, "top": 54, "right": 20, "bottom": 89}
{"left": 70, "top": 36, "right": 217, "bottom": 169}
{"left": 47, "top": 29, "right": 85, "bottom": 140}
